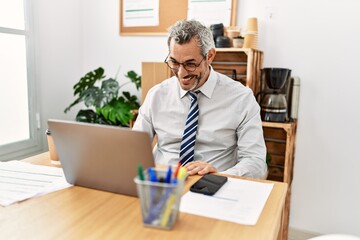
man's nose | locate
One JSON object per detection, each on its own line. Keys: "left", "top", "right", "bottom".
{"left": 177, "top": 64, "right": 189, "bottom": 75}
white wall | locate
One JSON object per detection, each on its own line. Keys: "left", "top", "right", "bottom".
{"left": 33, "top": 0, "right": 83, "bottom": 127}
{"left": 34, "top": 0, "right": 360, "bottom": 236}
{"left": 237, "top": 0, "right": 360, "bottom": 236}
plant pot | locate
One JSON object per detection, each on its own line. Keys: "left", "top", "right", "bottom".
{"left": 46, "top": 129, "right": 60, "bottom": 164}
{"left": 233, "top": 37, "right": 244, "bottom": 48}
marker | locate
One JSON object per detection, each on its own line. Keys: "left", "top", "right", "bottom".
{"left": 148, "top": 168, "right": 158, "bottom": 182}
{"left": 173, "top": 162, "right": 181, "bottom": 179}
{"left": 137, "top": 164, "right": 145, "bottom": 181}
{"left": 177, "top": 166, "right": 187, "bottom": 180}
{"left": 165, "top": 165, "right": 172, "bottom": 184}
{"left": 145, "top": 167, "right": 159, "bottom": 223}
{"left": 161, "top": 166, "right": 185, "bottom": 226}
{"left": 160, "top": 195, "right": 176, "bottom": 227}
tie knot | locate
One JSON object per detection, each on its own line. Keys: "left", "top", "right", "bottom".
{"left": 188, "top": 91, "right": 200, "bottom": 101}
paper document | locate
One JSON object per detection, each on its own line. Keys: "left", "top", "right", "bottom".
{"left": 187, "top": 0, "right": 232, "bottom": 27}
{"left": 0, "top": 161, "right": 72, "bottom": 206}
{"left": 123, "top": 0, "right": 159, "bottom": 27}
{"left": 180, "top": 177, "right": 274, "bottom": 225}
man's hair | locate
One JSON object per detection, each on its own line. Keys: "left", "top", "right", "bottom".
{"left": 167, "top": 19, "right": 215, "bottom": 57}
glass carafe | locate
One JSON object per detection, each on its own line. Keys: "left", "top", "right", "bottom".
{"left": 260, "top": 93, "right": 288, "bottom": 122}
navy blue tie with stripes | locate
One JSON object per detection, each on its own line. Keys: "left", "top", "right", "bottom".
{"left": 179, "top": 91, "right": 199, "bottom": 165}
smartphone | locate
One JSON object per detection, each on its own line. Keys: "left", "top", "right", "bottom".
{"left": 190, "top": 174, "right": 228, "bottom": 196}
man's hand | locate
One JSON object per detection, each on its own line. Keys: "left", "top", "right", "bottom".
{"left": 184, "top": 160, "right": 217, "bottom": 175}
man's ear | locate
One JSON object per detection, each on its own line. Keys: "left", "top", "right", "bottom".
{"left": 206, "top": 48, "right": 216, "bottom": 64}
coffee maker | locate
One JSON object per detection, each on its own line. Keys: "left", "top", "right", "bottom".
{"left": 258, "top": 68, "right": 292, "bottom": 122}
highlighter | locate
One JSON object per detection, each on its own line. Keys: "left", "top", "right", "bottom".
{"left": 137, "top": 164, "right": 145, "bottom": 181}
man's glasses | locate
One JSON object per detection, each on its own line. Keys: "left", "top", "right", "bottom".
{"left": 164, "top": 56, "right": 206, "bottom": 72}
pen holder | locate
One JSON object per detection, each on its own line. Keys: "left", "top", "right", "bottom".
{"left": 134, "top": 168, "right": 184, "bottom": 229}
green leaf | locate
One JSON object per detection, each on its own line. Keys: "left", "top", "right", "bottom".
{"left": 80, "top": 87, "right": 101, "bottom": 108}
{"left": 78, "top": 79, "right": 119, "bottom": 109}
{"left": 75, "top": 109, "right": 98, "bottom": 123}
{"left": 266, "top": 152, "right": 272, "bottom": 165}
{"left": 64, "top": 67, "right": 106, "bottom": 113}
{"left": 122, "top": 91, "right": 140, "bottom": 109}
{"left": 125, "top": 70, "right": 141, "bottom": 90}
{"left": 64, "top": 98, "right": 81, "bottom": 113}
{"left": 74, "top": 67, "right": 105, "bottom": 96}
{"left": 100, "top": 98, "right": 133, "bottom": 126}
{"left": 101, "top": 78, "right": 119, "bottom": 101}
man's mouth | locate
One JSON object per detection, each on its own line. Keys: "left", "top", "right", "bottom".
{"left": 183, "top": 75, "right": 195, "bottom": 83}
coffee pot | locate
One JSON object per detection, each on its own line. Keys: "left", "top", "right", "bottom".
{"left": 257, "top": 68, "right": 292, "bottom": 122}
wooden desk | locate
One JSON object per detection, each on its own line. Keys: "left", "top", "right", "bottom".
{"left": 0, "top": 152, "right": 288, "bottom": 240}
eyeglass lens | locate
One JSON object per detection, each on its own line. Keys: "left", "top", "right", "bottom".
{"left": 165, "top": 56, "right": 205, "bottom": 72}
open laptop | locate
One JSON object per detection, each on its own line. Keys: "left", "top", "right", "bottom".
{"left": 47, "top": 119, "right": 155, "bottom": 197}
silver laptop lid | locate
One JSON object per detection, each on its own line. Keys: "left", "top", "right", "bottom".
{"left": 48, "top": 119, "right": 155, "bottom": 196}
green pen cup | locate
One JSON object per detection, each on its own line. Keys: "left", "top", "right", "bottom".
{"left": 134, "top": 168, "right": 185, "bottom": 229}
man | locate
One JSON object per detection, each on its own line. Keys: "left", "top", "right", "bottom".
{"left": 133, "top": 19, "right": 267, "bottom": 178}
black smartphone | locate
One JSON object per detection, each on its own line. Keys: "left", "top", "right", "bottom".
{"left": 190, "top": 174, "right": 228, "bottom": 196}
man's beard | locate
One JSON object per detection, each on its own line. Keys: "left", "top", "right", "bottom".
{"left": 177, "top": 73, "right": 202, "bottom": 91}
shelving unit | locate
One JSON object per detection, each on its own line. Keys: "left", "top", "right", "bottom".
{"left": 262, "top": 120, "right": 297, "bottom": 240}
{"left": 263, "top": 121, "right": 297, "bottom": 183}
{"left": 212, "top": 48, "right": 263, "bottom": 94}
{"left": 215, "top": 48, "right": 297, "bottom": 240}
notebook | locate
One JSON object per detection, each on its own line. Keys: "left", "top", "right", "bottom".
{"left": 47, "top": 119, "right": 155, "bottom": 197}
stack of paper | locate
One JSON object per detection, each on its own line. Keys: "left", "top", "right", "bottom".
{"left": 0, "top": 161, "right": 72, "bottom": 206}
{"left": 180, "top": 177, "right": 273, "bottom": 225}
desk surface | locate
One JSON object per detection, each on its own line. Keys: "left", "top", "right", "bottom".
{"left": 0, "top": 152, "right": 287, "bottom": 240}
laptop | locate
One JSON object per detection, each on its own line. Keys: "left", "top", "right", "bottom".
{"left": 47, "top": 119, "right": 155, "bottom": 197}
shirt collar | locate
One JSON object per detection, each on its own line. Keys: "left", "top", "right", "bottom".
{"left": 179, "top": 66, "right": 217, "bottom": 99}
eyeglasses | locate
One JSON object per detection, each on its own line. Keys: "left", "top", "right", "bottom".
{"left": 164, "top": 55, "right": 206, "bottom": 72}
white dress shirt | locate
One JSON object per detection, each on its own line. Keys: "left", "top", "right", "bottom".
{"left": 133, "top": 67, "right": 267, "bottom": 178}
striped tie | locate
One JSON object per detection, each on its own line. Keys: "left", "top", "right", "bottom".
{"left": 179, "top": 91, "right": 199, "bottom": 165}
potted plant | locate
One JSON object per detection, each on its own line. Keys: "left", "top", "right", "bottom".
{"left": 64, "top": 67, "right": 141, "bottom": 127}
{"left": 232, "top": 36, "right": 244, "bottom": 48}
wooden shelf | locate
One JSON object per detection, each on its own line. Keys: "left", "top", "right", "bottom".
{"left": 262, "top": 121, "right": 294, "bottom": 130}
{"left": 263, "top": 120, "right": 297, "bottom": 184}
{"left": 262, "top": 120, "right": 297, "bottom": 240}
{"left": 212, "top": 48, "right": 263, "bottom": 94}
{"left": 215, "top": 47, "right": 258, "bottom": 52}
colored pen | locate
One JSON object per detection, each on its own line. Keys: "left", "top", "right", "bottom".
{"left": 165, "top": 165, "right": 172, "bottom": 184}
{"left": 137, "top": 164, "right": 145, "bottom": 181}
{"left": 148, "top": 167, "right": 158, "bottom": 182}
{"left": 161, "top": 166, "right": 184, "bottom": 226}
{"left": 144, "top": 167, "right": 158, "bottom": 224}
{"left": 173, "top": 162, "right": 181, "bottom": 179}
{"left": 160, "top": 195, "right": 176, "bottom": 227}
